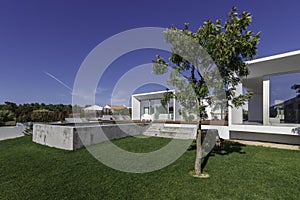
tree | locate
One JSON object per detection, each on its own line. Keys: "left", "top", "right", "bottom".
{"left": 0, "top": 110, "right": 15, "bottom": 123}
{"left": 291, "top": 84, "right": 300, "bottom": 96}
{"left": 152, "top": 7, "right": 260, "bottom": 177}
{"left": 3, "top": 102, "right": 17, "bottom": 113}
{"left": 0, "top": 102, "right": 73, "bottom": 123}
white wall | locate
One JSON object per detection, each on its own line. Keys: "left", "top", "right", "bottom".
{"left": 174, "top": 99, "right": 182, "bottom": 121}
{"left": 202, "top": 125, "right": 230, "bottom": 139}
{"left": 131, "top": 96, "right": 140, "bottom": 120}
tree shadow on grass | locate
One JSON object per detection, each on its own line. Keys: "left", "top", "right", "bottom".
{"left": 188, "top": 140, "right": 246, "bottom": 155}
{"left": 214, "top": 140, "right": 246, "bottom": 155}
{"left": 188, "top": 133, "right": 246, "bottom": 153}
{"left": 188, "top": 137, "right": 247, "bottom": 172}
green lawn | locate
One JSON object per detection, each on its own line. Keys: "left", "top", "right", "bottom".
{"left": 1, "top": 136, "right": 299, "bottom": 199}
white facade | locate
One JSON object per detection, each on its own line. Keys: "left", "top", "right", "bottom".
{"left": 132, "top": 90, "right": 180, "bottom": 121}
{"left": 132, "top": 90, "right": 222, "bottom": 122}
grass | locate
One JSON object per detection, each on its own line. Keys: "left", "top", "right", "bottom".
{"left": 0, "top": 136, "right": 299, "bottom": 199}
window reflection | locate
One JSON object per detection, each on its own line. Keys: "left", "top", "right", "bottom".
{"left": 270, "top": 72, "right": 300, "bottom": 124}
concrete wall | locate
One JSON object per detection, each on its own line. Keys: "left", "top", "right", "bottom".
{"left": 33, "top": 123, "right": 148, "bottom": 150}
{"left": 33, "top": 124, "right": 74, "bottom": 150}
{"left": 0, "top": 126, "right": 25, "bottom": 141}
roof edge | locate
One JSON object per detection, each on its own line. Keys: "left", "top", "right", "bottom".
{"left": 246, "top": 50, "right": 300, "bottom": 65}
{"left": 132, "top": 90, "right": 175, "bottom": 97}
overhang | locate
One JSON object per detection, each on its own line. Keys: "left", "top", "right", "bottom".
{"left": 245, "top": 50, "right": 300, "bottom": 79}
{"left": 132, "top": 90, "right": 175, "bottom": 101}
{"left": 243, "top": 50, "right": 300, "bottom": 92}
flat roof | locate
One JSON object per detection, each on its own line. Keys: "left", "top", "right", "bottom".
{"left": 132, "top": 90, "right": 175, "bottom": 101}
{"left": 245, "top": 50, "right": 300, "bottom": 79}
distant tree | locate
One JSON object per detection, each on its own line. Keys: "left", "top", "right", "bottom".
{"left": 0, "top": 102, "right": 73, "bottom": 123}
{"left": 153, "top": 7, "right": 260, "bottom": 177}
{"left": 3, "top": 102, "right": 17, "bottom": 113}
{"left": 0, "top": 110, "right": 15, "bottom": 123}
{"left": 291, "top": 84, "right": 300, "bottom": 97}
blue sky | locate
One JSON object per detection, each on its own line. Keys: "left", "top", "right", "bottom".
{"left": 1, "top": 0, "right": 300, "bottom": 106}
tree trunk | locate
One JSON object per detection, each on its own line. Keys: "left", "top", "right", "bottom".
{"left": 194, "top": 121, "right": 202, "bottom": 176}
{"left": 194, "top": 97, "right": 202, "bottom": 176}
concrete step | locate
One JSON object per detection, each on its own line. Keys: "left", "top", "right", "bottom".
{"left": 143, "top": 131, "right": 160, "bottom": 135}
{"left": 142, "top": 123, "right": 196, "bottom": 139}
{"left": 160, "top": 127, "right": 194, "bottom": 133}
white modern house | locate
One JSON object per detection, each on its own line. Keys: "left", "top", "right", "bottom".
{"left": 132, "top": 90, "right": 178, "bottom": 121}
{"left": 132, "top": 50, "right": 300, "bottom": 145}
{"left": 83, "top": 105, "right": 103, "bottom": 112}
{"left": 132, "top": 90, "right": 217, "bottom": 121}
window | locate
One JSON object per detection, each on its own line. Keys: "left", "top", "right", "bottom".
{"left": 143, "top": 107, "right": 149, "bottom": 114}
{"left": 140, "top": 97, "right": 174, "bottom": 120}
{"left": 140, "top": 100, "right": 150, "bottom": 117}
{"left": 269, "top": 72, "right": 300, "bottom": 124}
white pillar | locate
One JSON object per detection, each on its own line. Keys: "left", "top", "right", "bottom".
{"left": 230, "top": 83, "right": 243, "bottom": 125}
{"left": 173, "top": 96, "right": 176, "bottom": 121}
{"left": 131, "top": 96, "right": 140, "bottom": 120}
{"left": 263, "top": 75, "right": 270, "bottom": 125}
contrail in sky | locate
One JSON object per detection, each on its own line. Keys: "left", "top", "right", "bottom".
{"left": 44, "top": 71, "right": 72, "bottom": 92}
